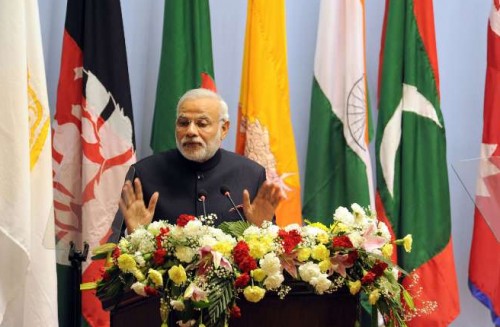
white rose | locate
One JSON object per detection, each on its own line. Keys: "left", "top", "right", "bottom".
{"left": 134, "top": 252, "right": 146, "bottom": 267}
{"left": 138, "top": 238, "right": 155, "bottom": 254}
{"left": 263, "top": 273, "right": 284, "bottom": 290}
{"left": 348, "top": 232, "right": 364, "bottom": 248}
{"left": 378, "top": 221, "right": 391, "bottom": 241}
{"left": 298, "top": 262, "right": 321, "bottom": 282}
{"left": 259, "top": 253, "right": 282, "bottom": 275}
{"left": 183, "top": 219, "right": 203, "bottom": 235}
{"left": 310, "top": 274, "right": 332, "bottom": 294}
{"left": 333, "top": 206, "right": 354, "bottom": 226}
{"left": 175, "top": 246, "right": 196, "bottom": 263}
{"left": 131, "top": 282, "right": 146, "bottom": 296}
{"left": 170, "top": 299, "right": 185, "bottom": 311}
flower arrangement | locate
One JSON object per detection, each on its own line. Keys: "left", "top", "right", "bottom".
{"left": 83, "top": 204, "right": 415, "bottom": 327}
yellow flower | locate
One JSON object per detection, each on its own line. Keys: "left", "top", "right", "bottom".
{"left": 316, "top": 232, "right": 330, "bottom": 245}
{"left": 368, "top": 289, "right": 381, "bottom": 305}
{"left": 168, "top": 265, "right": 187, "bottom": 286}
{"left": 382, "top": 244, "right": 393, "bottom": 258}
{"left": 212, "top": 241, "right": 234, "bottom": 256}
{"left": 243, "top": 286, "right": 266, "bottom": 303}
{"left": 348, "top": 280, "right": 362, "bottom": 295}
{"left": 297, "top": 248, "right": 311, "bottom": 262}
{"left": 403, "top": 235, "right": 412, "bottom": 252}
{"left": 307, "top": 222, "right": 329, "bottom": 232}
{"left": 311, "top": 244, "right": 330, "bottom": 261}
{"left": 318, "top": 260, "right": 331, "bottom": 273}
{"left": 248, "top": 239, "right": 267, "bottom": 259}
{"left": 117, "top": 254, "right": 136, "bottom": 273}
{"left": 148, "top": 269, "right": 163, "bottom": 287}
{"left": 332, "top": 222, "right": 348, "bottom": 234}
{"left": 133, "top": 269, "right": 145, "bottom": 281}
{"left": 251, "top": 269, "right": 266, "bottom": 282}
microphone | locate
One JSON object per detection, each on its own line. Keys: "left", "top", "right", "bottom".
{"left": 198, "top": 189, "right": 208, "bottom": 218}
{"left": 220, "top": 185, "right": 245, "bottom": 221}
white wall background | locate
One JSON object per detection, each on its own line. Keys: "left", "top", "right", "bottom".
{"left": 39, "top": 1, "right": 493, "bottom": 326}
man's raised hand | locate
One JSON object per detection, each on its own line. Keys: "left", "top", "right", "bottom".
{"left": 119, "top": 178, "right": 158, "bottom": 233}
{"left": 242, "top": 180, "right": 285, "bottom": 226}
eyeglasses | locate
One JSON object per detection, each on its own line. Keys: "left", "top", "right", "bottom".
{"left": 176, "top": 117, "right": 224, "bottom": 130}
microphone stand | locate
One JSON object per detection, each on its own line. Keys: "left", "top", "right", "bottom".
{"left": 68, "top": 241, "right": 89, "bottom": 327}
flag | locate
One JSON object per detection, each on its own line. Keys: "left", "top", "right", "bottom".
{"left": 236, "top": 0, "right": 302, "bottom": 226}
{"left": 0, "top": 0, "right": 58, "bottom": 325}
{"left": 151, "top": 0, "right": 216, "bottom": 153}
{"left": 303, "top": 0, "right": 374, "bottom": 225}
{"left": 468, "top": 1, "right": 500, "bottom": 324}
{"left": 376, "top": 0, "right": 460, "bottom": 325}
{"left": 52, "top": 0, "right": 135, "bottom": 326}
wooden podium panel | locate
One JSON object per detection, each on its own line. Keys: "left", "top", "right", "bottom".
{"left": 104, "top": 284, "right": 358, "bottom": 327}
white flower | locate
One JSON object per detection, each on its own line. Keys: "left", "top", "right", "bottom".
{"left": 147, "top": 221, "right": 167, "bottom": 236}
{"left": 333, "top": 206, "right": 354, "bottom": 226}
{"left": 348, "top": 232, "right": 364, "bottom": 248}
{"left": 138, "top": 238, "right": 155, "bottom": 254}
{"left": 183, "top": 219, "right": 203, "bottom": 235}
{"left": 130, "top": 282, "right": 146, "bottom": 296}
{"left": 378, "top": 221, "right": 391, "bottom": 241}
{"left": 175, "top": 246, "right": 197, "bottom": 263}
{"left": 134, "top": 252, "right": 146, "bottom": 267}
{"left": 310, "top": 274, "right": 332, "bottom": 294}
{"left": 284, "top": 224, "right": 301, "bottom": 232}
{"left": 199, "top": 235, "right": 217, "bottom": 248}
{"left": 118, "top": 238, "right": 130, "bottom": 252}
{"left": 128, "top": 228, "right": 150, "bottom": 247}
{"left": 263, "top": 273, "right": 284, "bottom": 290}
{"left": 170, "top": 299, "right": 185, "bottom": 311}
{"left": 351, "top": 203, "right": 366, "bottom": 218}
{"left": 259, "top": 253, "right": 282, "bottom": 275}
{"left": 298, "top": 262, "right": 321, "bottom": 282}
{"left": 243, "top": 226, "right": 261, "bottom": 237}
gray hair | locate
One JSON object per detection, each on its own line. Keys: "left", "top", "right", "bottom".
{"left": 176, "top": 88, "right": 229, "bottom": 122}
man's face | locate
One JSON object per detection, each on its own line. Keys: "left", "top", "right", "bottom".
{"left": 175, "top": 97, "right": 229, "bottom": 162}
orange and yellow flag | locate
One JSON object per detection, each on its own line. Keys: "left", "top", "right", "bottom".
{"left": 236, "top": 0, "right": 302, "bottom": 226}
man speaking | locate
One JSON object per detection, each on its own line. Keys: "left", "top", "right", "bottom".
{"left": 119, "top": 88, "right": 284, "bottom": 234}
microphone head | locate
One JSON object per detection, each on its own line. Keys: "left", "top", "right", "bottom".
{"left": 198, "top": 189, "right": 208, "bottom": 200}
{"left": 220, "top": 185, "right": 231, "bottom": 196}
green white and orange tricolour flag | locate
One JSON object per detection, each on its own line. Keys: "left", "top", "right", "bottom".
{"left": 376, "top": 0, "right": 460, "bottom": 325}
{"left": 0, "top": 0, "right": 58, "bottom": 325}
{"left": 303, "top": 0, "right": 374, "bottom": 225}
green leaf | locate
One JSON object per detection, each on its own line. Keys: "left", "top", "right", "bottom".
{"left": 218, "top": 221, "right": 251, "bottom": 238}
{"left": 207, "top": 278, "right": 234, "bottom": 327}
{"left": 92, "top": 243, "right": 117, "bottom": 255}
{"left": 402, "top": 288, "right": 415, "bottom": 309}
{"left": 80, "top": 282, "right": 97, "bottom": 290}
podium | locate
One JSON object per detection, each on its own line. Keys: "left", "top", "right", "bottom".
{"left": 103, "top": 282, "right": 359, "bottom": 327}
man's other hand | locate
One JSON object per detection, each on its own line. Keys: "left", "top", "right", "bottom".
{"left": 242, "top": 181, "right": 285, "bottom": 226}
{"left": 119, "top": 178, "right": 158, "bottom": 233}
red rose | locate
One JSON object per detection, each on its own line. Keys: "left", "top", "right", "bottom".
{"left": 230, "top": 305, "right": 242, "bottom": 319}
{"left": 345, "top": 250, "right": 358, "bottom": 266}
{"left": 233, "top": 241, "right": 250, "bottom": 265}
{"left": 153, "top": 248, "right": 167, "bottom": 265}
{"left": 279, "top": 229, "right": 302, "bottom": 254}
{"left": 234, "top": 273, "right": 251, "bottom": 288}
{"left": 239, "top": 256, "right": 257, "bottom": 273}
{"left": 144, "top": 285, "right": 158, "bottom": 296}
{"left": 177, "top": 214, "right": 196, "bottom": 227}
{"left": 371, "top": 261, "right": 388, "bottom": 278}
{"left": 112, "top": 247, "right": 121, "bottom": 259}
{"left": 361, "top": 271, "right": 376, "bottom": 285}
{"left": 332, "top": 236, "right": 353, "bottom": 248}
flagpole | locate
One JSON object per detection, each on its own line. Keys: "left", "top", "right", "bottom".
{"left": 69, "top": 241, "right": 89, "bottom": 327}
